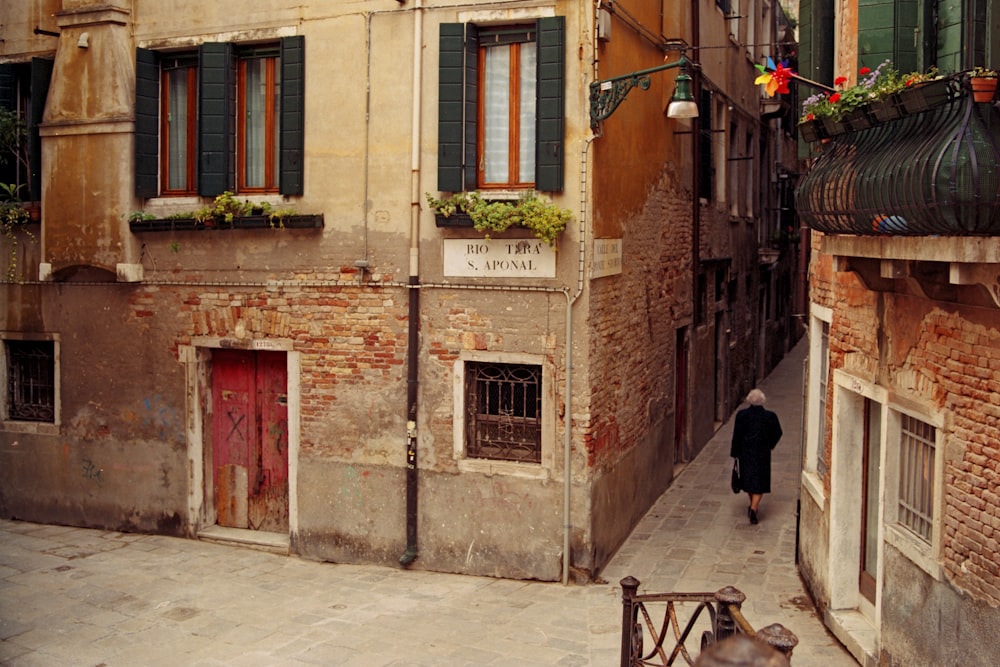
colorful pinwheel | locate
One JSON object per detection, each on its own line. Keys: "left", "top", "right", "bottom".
{"left": 754, "top": 57, "right": 795, "bottom": 96}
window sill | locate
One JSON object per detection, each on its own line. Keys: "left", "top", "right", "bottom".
{"left": 2, "top": 420, "right": 59, "bottom": 435}
{"left": 457, "top": 457, "right": 549, "bottom": 480}
{"left": 885, "top": 523, "right": 942, "bottom": 581}
{"left": 801, "top": 469, "right": 826, "bottom": 507}
{"left": 129, "top": 214, "right": 324, "bottom": 232}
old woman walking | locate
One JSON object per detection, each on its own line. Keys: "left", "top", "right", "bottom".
{"left": 730, "top": 388, "right": 783, "bottom": 524}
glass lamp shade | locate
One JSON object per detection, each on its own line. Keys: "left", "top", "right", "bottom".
{"left": 667, "top": 72, "right": 698, "bottom": 118}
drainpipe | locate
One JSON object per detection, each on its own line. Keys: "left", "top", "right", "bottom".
{"left": 400, "top": 0, "right": 424, "bottom": 568}
{"left": 563, "top": 133, "right": 593, "bottom": 584}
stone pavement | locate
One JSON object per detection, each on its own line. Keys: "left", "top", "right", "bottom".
{"left": 0, "top": 339, "right": 856, "bottom": 666}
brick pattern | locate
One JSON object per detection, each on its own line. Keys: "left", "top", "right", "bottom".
{"left": 920, "top": 310, "right": 1000, "bottom": 605}
{"left": 586, "top": 173, "right": 692, "bottom": 470}
{"left": 810, "top": 252, "right": 1000, "bottom": 606}
{"left": 129, "top": 278, "right": 409, "bottom": 457}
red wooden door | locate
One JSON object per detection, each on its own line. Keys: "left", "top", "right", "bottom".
{"left": 211, "top": 349, "right": 288, "bottom": 532}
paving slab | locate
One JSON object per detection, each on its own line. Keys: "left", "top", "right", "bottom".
{"left": 0, "top": 339, "right": 855, "bottom": 665}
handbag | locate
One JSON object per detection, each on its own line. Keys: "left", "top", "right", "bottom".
{"left": 731, "top": 460, "right": 741, "bottom": 494}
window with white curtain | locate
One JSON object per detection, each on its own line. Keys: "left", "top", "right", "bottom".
{"left": 162, "top": 55, "right": 198, "bottom": 194}
{"left": 239, "top": 51, "right": 281, "bottom": 192}
{"left": 479, "top": 29, "right": 536, "bottom": 188}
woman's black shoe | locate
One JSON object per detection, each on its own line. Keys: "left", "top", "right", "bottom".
{"left": 750, "top": 510, "right": 758, "bottom": 525}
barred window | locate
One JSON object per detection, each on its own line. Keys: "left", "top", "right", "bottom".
{"left": 465, "top": 362, "right": 541, "bottom": 463}
{"left": 898, "top": 414, "right": 935, "bottom": 542}
{"left": 6, "top": 340, "right": 55, "bottom": 422}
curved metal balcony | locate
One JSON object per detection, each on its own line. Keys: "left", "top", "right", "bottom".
{"left": 796, "top": 90, "right": 1000, "bottom": 236}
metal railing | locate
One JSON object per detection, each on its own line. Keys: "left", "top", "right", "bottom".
{"left": 796, "top": 86, "right": 1000, "bottom": 236}
{"left": 619, "top": 577, "right": 798, "bottom": 666}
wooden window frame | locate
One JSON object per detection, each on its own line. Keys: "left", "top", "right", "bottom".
{"left": 476, "top": 31, "right": 535, "bottom": 190}
{"left": 160, "top": 58, "right": 198, "bottom": 195}
{"left": 237, "top": 52, "right": 280, "bottom": 194}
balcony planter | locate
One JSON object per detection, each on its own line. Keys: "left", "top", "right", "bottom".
{"left": 798, "top": 119, "right": 825, "bottom": 143}
{"left": 844, "top": 107, "right": 874, "bottom": 132}
{"left": 820, "top": 116, "right": 847, "bottom": 139}
{"left": 869, "top": 97, "right": 902, "bottom": 123}
{"left": 897, "top": 78, "right": 953, "bottom": 114}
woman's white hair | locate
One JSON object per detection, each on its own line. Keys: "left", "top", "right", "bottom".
{"left": 747, "top": 388, "right": 766, "bottom": 406}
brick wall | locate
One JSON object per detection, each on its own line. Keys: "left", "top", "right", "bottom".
{"left": 129, "top": 276, "right": 410, "bottom": 458}
{"left": 810, "top": 249, "right": 1000, "bottom": 606}
{"left": 586, "top": 167, "right": 692, "bottom": 472}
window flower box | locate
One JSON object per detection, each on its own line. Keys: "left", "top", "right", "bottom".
{"left": 434, "top": 212, "right": 475, "bottom": 228}
{"left": 426, "top": 191, "right": 571, "bottom": 247}
{"left": 129, "top": 213, "right": 323, "bottom": 232}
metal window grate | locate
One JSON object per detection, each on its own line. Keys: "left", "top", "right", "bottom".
{"left": 6, "top": 340, "right": 55, "bottom": 422}
{"left": 816, "top": 321, "right": 829, "bottom": 478}
{"left": 898, "top": 414, "right": 935, "bottom": 542}
{"left": 466, "top": 362, "right": 541, "bottom": 463}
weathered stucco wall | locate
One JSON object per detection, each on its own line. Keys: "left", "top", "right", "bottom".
{"left": 805, "top": 232, "right": 1000, "bottom": 661}
{"left": 1, "top": 286, "right": 188, "bottom": 533}
{"left": 880, "top": 546, "right": 1000, "bottom": 667}
{"left": 2, "top": 0, "right": 799, "bottom": 583}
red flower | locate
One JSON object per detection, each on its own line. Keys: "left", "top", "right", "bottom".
{"left": 805, "top": 113, "right": 815, "bottom": 121}
{"left": 834, "top": 76, "right": 848, "bottom": 87}
{"left": 859, "top": 67, "right": 871, "bottom": 76}
{"left": 829, "top": 92, "right": 842, "bottom": 103}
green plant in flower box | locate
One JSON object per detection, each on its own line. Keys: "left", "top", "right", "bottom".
{"left": 426, "top": 190, "right": 572, "bottom": 247}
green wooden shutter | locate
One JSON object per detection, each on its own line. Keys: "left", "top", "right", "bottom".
{"left": 135, "top": 48, "right": 160, "bottom": 198}
{"left": 198, "top": 42, "right": 234, "bottom": 197}
{"left": 438, "top": 23, "right": 465, "bottom": 192}
{"left": 535, "top": 16, "right": 564, "bottom": 192}
{"left": 279, "top": 35, "right": 305, "bottom": 196}
{"left": 0, "top": 64, "right": 14, "bottom": 187}
{"left": 28, "top": 58, "right": 52, "bottom": 202}
{"left": 461, "top": 24, "right": 478, "bottom": 191}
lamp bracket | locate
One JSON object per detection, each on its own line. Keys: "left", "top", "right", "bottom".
{"left": 590, "top": 55, "right": 693, "bottom": 129}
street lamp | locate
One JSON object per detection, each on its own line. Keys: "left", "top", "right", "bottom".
{"left": 589, "top": 53, "right": 699, "bottom": 130}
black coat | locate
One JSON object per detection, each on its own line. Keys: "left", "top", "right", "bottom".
{"left": 730, "top": 405, "right": 782, "bottom": 494}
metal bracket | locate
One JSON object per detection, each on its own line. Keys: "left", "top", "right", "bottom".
{"left": 589, "top": 55, "right": 692, "bottom": 129}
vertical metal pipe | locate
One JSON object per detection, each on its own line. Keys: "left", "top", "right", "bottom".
{"left": 400, "top": 0, "right": 423, "bottom": 568}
